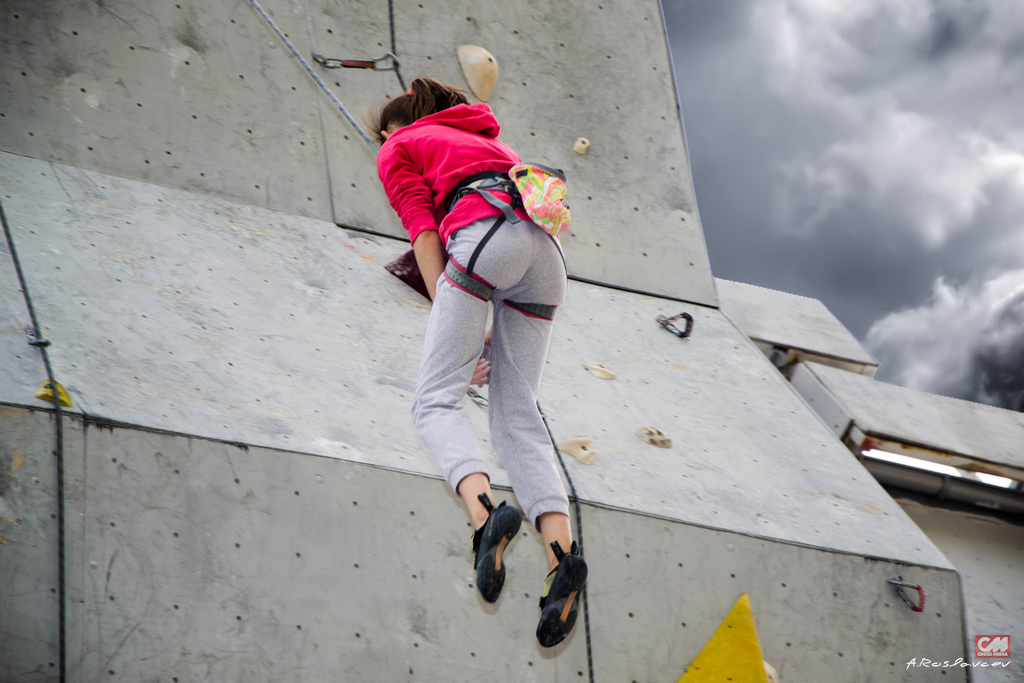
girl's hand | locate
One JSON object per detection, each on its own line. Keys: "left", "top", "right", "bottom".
{"left": 471, "top": 357, "right": 490, "bottom": 387}
{"left": 471, "top": 329, "right": 493, "bottom": 387}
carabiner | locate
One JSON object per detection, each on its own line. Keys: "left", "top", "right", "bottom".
{"left": 656, "top": 312, "right": 694, "bottom": 339}
{"left": 312, "top": 52, "right": 400, "bottom": 71}
{"left": 887, "top": 577, "right": 926, "bottom": 613}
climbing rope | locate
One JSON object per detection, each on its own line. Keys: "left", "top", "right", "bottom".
{"left": 1, "top": 198, "right": 67, "bottom": 682}
{"left": 538, "top": 401, "right": 595, "bottom": 683}
{"left": 388, "top": 0, "right": 407, "bottom": 90}
{"left": 247, "top": 0, "right": 378, "bottom": 152}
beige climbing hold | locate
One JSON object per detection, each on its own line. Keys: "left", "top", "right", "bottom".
{"left": 582, "top": 362, "right": 615, "bottom": 379}
{"left": 764, "top": 661, "right": 779, "bottom": 681}
{"left": 636, "top": 426, "right": 671, "bottom": 448}
{"left": 457, "top": 45, "right": 498, "bottom": 101}
{"left": 35, "top": 379, "right": 72, "bottom": 407}
{"left": 573, "top": 138, "right": 591, "bottom": 155}
{"left": 558, "top": 436, "right": 596, "bottom": 465}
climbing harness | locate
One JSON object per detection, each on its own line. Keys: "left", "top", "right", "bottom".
{"left": 447, "top": 165, "right": 572, "bottom": 238}
{"left": 312, "top": 51, "right": 400, "bottom": 72}
{"left": 2, "top": 198, "right": 68, "bottom": 682}
{"left": 446, "top": 172, "right": 524, "bottom": 224}
{"left": 888, "top": 577, "right": 926, "bottom": 613}
{"left": 657, "top": 311, "right": 694, "bottom": 338}
{"left": 443, "top": 169, "right": 568, "bottom": 320}
{"left": 538, "top": 402, "right": 595, "bottom": 683}
{"left": 443, "top": 215, "right": 562, "bottom": 321}
{"left": 247, "top": 0, "right": 378, "bottom": 151}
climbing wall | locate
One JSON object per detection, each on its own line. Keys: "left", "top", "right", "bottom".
{"left": 0, "top": 153, "right": 970, "bottom": 681}
{"left": 0, "top": 0, "right": 715, "bottom": 303}
{"left": 1, "top": 407, "right": 967, "bottom": 682}
{"left": 0, "top": 0, "right": 335, "bottom": 222}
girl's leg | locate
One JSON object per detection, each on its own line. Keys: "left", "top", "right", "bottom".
{"left": 485, "top": 224, "right": 571, "bottom": 545}
{"left": 537, "top": 511, "right": 573, "bottom": 571}
{"left": 457, "top": 472, "right": 495, "bottom": 530}
{"left": 411, "top": 254, "right": 492, "bottom": 517}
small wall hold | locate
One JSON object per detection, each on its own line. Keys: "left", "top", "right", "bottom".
{"left": 573, "top": 138, "right": 591, "bottom": 155}
{"left": 558, "top": 436, "right": 596, "bottom": 465}
{"left": 583, "top": 362, "right": 615, "bottom": 379}
{"left": 637, "top": 426, "right": 671, "bottom": 448}
{"left": 35, "top": 379, "right": 72, "bottom": 407}
{"left": 763, "top": 661, "right": 779, "bottom": 681}
{"left": 466, "top": 386, "right": 488, "bottom": 408}
{"left": 457, "top": 45, "right": 498, "bottom": 101}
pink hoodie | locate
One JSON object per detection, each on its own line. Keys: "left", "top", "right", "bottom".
{"left": 376, "top": 103, "right": 528, "bottom": 246}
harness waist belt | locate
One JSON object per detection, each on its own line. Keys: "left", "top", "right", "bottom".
{"left": 445, "top": 171, "right": 523, "bottom": 225}
{"left": 445, "top": 171, "right": 508, "bottom": 211}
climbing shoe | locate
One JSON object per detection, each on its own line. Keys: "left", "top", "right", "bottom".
{"left": 471, "top": 493, "right": 523, "bottom": 603}
{"left": 536, "top": 540, "right": 588, "bottom": 648}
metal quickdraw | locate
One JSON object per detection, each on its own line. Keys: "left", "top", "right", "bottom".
{"left": 887, "top": 577, "right": 926, "bottom": 613}
{"left": 657, "top": 312, "right": 694, "bottom": 338}
{"left": 312, "top": 52, "right": 400, "bottom": 71}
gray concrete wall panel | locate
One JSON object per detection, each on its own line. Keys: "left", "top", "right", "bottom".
{"left": 0, "top": 153, "right": 951, "bottom": 568}
{"left": 789, "top": 361, "right": 855, "bottom": 438}
{"left": 0, "top": 408, "right": 87, "bottom": 679}
{"left": 1, "top": 409, "right": 967, "bottom": 682}
{"left": 797, "top": 362, "right": 1024, "bottom": 481}
{"left": 316, "top": 0, "right": 716, "bottom": 303}
{"left": 0, "top": 0, "right": 335, "bottom": 222}
{"left": 0, "top": 0, "right": 716, "bottom": 302}
{"left": 896, "top": 497, "right": 1024, "bottom": 683}
{"left": 717, "top": 278, "right": 878, "bottom": 374}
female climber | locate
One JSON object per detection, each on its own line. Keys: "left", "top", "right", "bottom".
{"left": 370, "top": 77, "right": 587, "bottom": 648}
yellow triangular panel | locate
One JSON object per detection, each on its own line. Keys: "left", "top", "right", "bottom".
{"left": 677, "top": 594, "right": 768, "bottom": 683}
{"left": 35, "top": 380, "right": 72, "bottom": 407}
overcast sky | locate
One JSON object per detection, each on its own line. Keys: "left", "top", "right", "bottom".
{"left": 664, "top": 0, "right": 1024, "bottom": 411}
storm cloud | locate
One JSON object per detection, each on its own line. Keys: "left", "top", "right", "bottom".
{"left": 867, "top": 271, "right": 1024, "bottom": 409}
{"left": 664, "top": 0, "right": 1024, "bottom": 408}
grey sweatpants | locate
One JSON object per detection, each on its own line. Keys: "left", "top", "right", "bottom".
{"left": 412, "top": 217, "right": 570, "bottom": 527}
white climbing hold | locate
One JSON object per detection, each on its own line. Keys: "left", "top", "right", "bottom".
{"left": 764, "top": 661, "right": 779, "bottom": 681}
{"left": 457, "top": 45, "right": 498, "bottom": 101}
{"left": 636, "top": 426, "right": 671, "bottom": 448}
{"left": 583, "top": 362, "right": 615, "bottom": 379}
{"left": 558, "top": 436, "right": 596, "bottom": 465}
{"left": 573, "top": 138, "right": 591, "bottom": 155}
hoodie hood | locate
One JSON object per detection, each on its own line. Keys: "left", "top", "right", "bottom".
{"left": 396, "top": 103, "right": 500, "bottom": 139}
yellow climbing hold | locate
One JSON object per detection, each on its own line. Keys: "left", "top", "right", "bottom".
{"left": 677, "top": 594, "right": 768, "bottom": 683}
{"left": 35, "top": 380, "right": 72, "bottom": 407}
{"left": 558, "top": 436, "right": 596, "bottom": 465}
{"left": 457, "top": 45, "right": 498, "bottom": 101}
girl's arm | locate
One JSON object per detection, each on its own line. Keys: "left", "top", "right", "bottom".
{"left": 377, "top": 142, "right": 439, "bottom": 248}
{"left": 412, "top": 229, "right": 447, "bottom": 300}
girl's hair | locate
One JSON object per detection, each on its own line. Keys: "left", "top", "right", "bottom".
{"left": 366, "top": 77, "right": 469, "bottom": 144}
